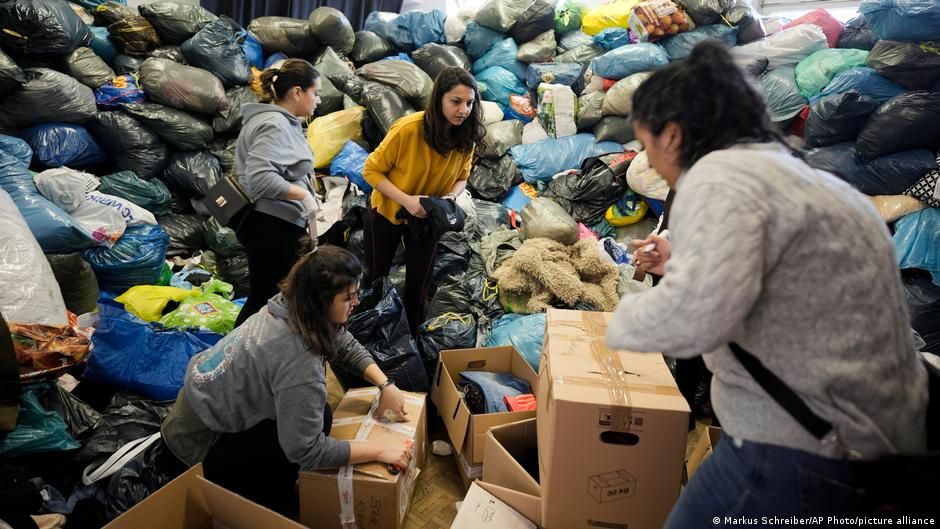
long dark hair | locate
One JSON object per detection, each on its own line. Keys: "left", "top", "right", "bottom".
{"left": 631, "top": 41, "right": 792, "bottom": 170}
{"left": 259, "top": 58, "right": 320, "bottom": 104}
{"left": 279, "top": 245, "right": 362, "bottom": 360}
{"left": 423, "top": 67, "right": 485, "bottom": 156}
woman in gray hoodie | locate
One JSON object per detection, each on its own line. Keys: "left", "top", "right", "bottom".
{"left": 232, "top": 59, "right": 322, "bottom": 327}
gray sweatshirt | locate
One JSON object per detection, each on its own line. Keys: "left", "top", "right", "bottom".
{"left": 606, "top": 143, "right": 928, "bottom": 460}
{"left": 182, "top": 294, "right": 376, "bottom": 470}
{"left": 236, "top": 104, "right": 316, "bottom": 228}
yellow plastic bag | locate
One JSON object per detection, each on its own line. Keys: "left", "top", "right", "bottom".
{"left": 250, "top": 67, "right": 265, "bottom": 99}
{"left": 868, "top": 195, "right": 926, "bottom": 223}
{"left": 115, "top": 286, "right": 197, "bottom": 322}
{"left": 582, "top": 0, "right": 641, "bottom": 35}
{"left": 605, "top": 200, "right": 649, "bottom": 226}
{"left": 307, "top": 106, "right": 366, "bottom": 168}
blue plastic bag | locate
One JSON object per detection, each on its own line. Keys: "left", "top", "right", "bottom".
{"left": 0, "top": 133, "right": 33, "bottom": 167}
{"left": 0, "top": 384, "right": 80, "bottom": 458}
{"left": 81, "top": 224, "right": 170, "bottom": 294}
{"left": 238, "top": 30, "right": 264, "bottom": 69}
{"left": 89, "top": 26, "right": 118, "bottom": 64}
{"left": 399, "top": 9, "right": 446, "bottom": 48}
{"left": 860, "top": 0, "right": 940, "bottom": 41}
{"left": 805, "top": 141, "right": 937, "bottom": 195}
{"left": 473, "top": 38, "right": 527, "bottom": 80}
{"left": 503, "top": 184, "right": 534, "bottom": 211}
{"left": 22, "top": 123, "right": 107, "bottom": 168}
{"left": 589, "top": 43, "right": 669, "bottom": 80}
{"left": 895, "top": 208, "right": 940, "bottom": 286}
{"left": 382, "top": 52, "right": 414, "bottom": 63}
{"left": 525, "top": 62, "right": 584, "bottom": 90}
{"left": 509, "top": 134, "right": 624, "bottom": 183}
{"left": 485, "top": 313, "right": 546, "bottom": 371}
{"left": 812, "top": 67, "right": 906, "bottom": 104}
{"left": 593, "top": 28, "right": 631, "bottom": 50}
{"left": 662, "top": 24, "right": 738, "bottom": 60}
{"left": 0, "top": 150, "right": 97, "bottom": 253}
{"left": 84, "top": 299, "right": 214, "bottom": 401}
{"left": 330, "top": 140, "right": 371, "bottom": 193}
{"left": 760, "top": 66, "right": 807, "bottom": 122}
{"left": 264, "top": 52, "right": 288, "bottom": 69}
{"left": 464, "top": 22, "right": 505, "bottom": 59}
{"left": 95, "top": 75, "right": 146, "bottom": 109}
{"left": 476, "top": 66, "right": 528, "bottom": 111}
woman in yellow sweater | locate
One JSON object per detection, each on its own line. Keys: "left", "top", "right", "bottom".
{"left": 362, "top": 67, "right": 484, "bottom": 333}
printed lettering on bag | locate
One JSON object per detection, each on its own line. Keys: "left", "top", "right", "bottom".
{"left": 194, "top": 302, "right": 219, "bottom": 315}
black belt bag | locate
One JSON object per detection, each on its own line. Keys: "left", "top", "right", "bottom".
{"left": 729, "top": 342, "right": 940, "bottom": 515}
{"left": 204, "top": 174, "right": 254, "bottom": 228}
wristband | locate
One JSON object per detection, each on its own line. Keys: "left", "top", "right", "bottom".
{"left": 377, "top": 379, "right": 395, "bottom": 391}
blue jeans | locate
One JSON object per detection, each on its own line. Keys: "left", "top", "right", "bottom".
{"left": 665, "top": 436, "right": 866, "bottom": 528}
{"left": 458, "top": 371, "right": 532, "bottom": 413}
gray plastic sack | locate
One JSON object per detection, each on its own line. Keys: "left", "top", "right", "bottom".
{"left": 358, "top": 60, "right": 433, "bottom": 110}
{"left": 517, "top": 30, "right": 556, "bottom": 63}
{"left": 520, "top": 197, "right": 579, "bottom": 245}
{"left": 247, "top": 17, "right": 318, "bottom": 57}
{"left": 602, "top": 72, "right": 652, "bottom": 117}
{"left": 759, "top": 66, "right": 806, "bottom": 123}
{"left": 577, "top": 91, "right": 605, "bottom": 131}
{"left": 139, "top": 58, "right": 228, "bottom": 114}
{"left": 0, "top": 49, "right": 26, "bottom": 99}
{"left": 350, "top": 31, "right": 394, "bottom": 65}
{"left": 475, "top": 0, "right": 537, "bottom": 32}
{"left": 469, "top": 155, "right": 522, "bottom": 201}
{"left": 412, "top": 43, "right": 472, "bottom": 80}
{"left": 308, "top": 7, "right": 354, "bottom": 55}
{"left": 0, "top": 68, "right": 97, "bottom": 129}
{"left": 482, "top": 119, "right": 524, "bottom": 159}
{"left": 677, "top": 0, "right": 736, "bottom": 26}
{"left": 150, "top": 45, "right": 189, "bottom": 64}
{"left": 593, "top": 116, "right": 634, "bottom": 144}
{"left": 67, "top": 47, "right": 115, "bottom": 89}
{"left": 46, "top": 253, "right": 99, "bottom": 315}
{"left": 120, "top": 102, "right": 214, "bottom": 151}
{"left": 139, "top": 2, "right": 217, "bottom": 45}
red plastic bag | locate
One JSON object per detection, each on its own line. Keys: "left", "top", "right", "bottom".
{"left": 783, "top": 9, "right": 843, "bottom": 48}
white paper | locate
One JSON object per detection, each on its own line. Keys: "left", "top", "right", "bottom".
{"left": 450, "top": 483, "right": 535, "bottom": 529}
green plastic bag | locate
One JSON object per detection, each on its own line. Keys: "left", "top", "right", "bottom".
{"left": 158, "top": 262, "right": 172, "bottom": 286}
{"left": 97, "top": 171, "right": 172, "bottom": 217}
{"left": 555, "top": 1, "right": 584, "bottom": 35}
{"left": 0, "top": 384, "right": 80, "bottom": 458}
{"left": 795, "top": 49, "right": 870, "bottom": 99}
{"left": 159, "top": 279, "right": 240, "bottom": 335}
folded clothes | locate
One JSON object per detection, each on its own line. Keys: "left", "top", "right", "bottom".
{"left": 458, "top": 371, "right": 532, "bottom": 414}
{"left": 504, "top": 393, "right": 536, "bottom": 412}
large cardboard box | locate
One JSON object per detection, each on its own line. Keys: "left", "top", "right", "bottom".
{"left": 298, "top": 387, "right": 427, "bottom": 529}
{"left": 536, "top": 309, "right": 690, "bottom": 529}
{"left": 430, "top": 346, "right": 538, "bottom": 465}
{"left": 104, "top": 465, "right": 306, "bottom": 529}
{"left": 482, "top": 418, "right": 541, "bottom": 526}
{"left": 686, "top": 426, "right": 722, "bottom": 480}
{"left": 454, "top": 450, "right": 483, "bottom": 491}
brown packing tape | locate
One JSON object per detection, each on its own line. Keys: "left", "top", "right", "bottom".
{"left": 590, "top": 338, "right": 633, "bottom": 432}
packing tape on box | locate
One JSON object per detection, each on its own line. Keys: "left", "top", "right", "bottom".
{"left": 337, "top": 392, "right": 424, "bottom": 529}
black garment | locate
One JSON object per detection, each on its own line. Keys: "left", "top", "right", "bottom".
{"left": 395, "top": 197, "right": 466, "bottom": 241}
{"left": 364, "top": 208, "right": 439, "bottom": 335}
{"left": 202, "top": 404, "right": 333, "bottom": 517}
{"left": 233, "top": 208, "right": 306, "bottom": 328}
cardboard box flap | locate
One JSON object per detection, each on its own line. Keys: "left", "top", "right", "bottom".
{"left": 484, "top": 419, "right": 540, "bottom": 497}
{"left": 200, "top": 476, "right": 306, "bottom": 529}
{"left": 453, "top": 483, "right": 537, "bottom": 529}
{"left": 476, "top": 482, "right": 541, "bottom": 527}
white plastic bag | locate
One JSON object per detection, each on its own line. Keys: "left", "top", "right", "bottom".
{"left": 537, "top": 83, "right": 578, "bottom": 139}
{"left": 84, "top": 191, "right": 158, "bottom": 226}
{"left": 626, "top": 150, "right": 670, "bottom": 200}
{"left": 482, "top": 100, "right": 505, "bottom": 125}
{"left": 35, "top": 169, "right": 126, "bottom": 247}
{"left": 603, "top": 72, "right": 652, "bottom": 116}
{"left": 522, "top": 118, "right": 549, "bottom": 144}
{"left": 730, "top": 24, "right": 828, "bottom": 71}
{"left": 445, "top": 8, "right": 475, "bottom": 44}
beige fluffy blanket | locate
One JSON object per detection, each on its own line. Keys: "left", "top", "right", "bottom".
{"left": 492, "top": 237, "right": 621, "bottom": 313}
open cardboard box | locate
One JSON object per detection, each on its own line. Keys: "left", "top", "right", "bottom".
{"left": 430, "top": 346, "right": 538, "bottom": 465}
{"left": 481, "top": 418, "right": 542, "bottom": 526}
{"left": 535, "top": 309, "right": 690, "bottom": 529}
{"left": 686, "top": 426, "right": 722, "bottom": 480}
{"left": 298, "top": 387, "right": 427, "bottom": 529}
{"left": 104, "top": 465, "right": 306, "bottom": 529}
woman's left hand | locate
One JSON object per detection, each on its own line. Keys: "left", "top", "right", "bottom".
{"left": 374, "top": 384, "right": 409, "bottom": 422}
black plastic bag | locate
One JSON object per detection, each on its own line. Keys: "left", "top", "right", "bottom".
{"left": 67, "top": 47, "right": 115, "bottom": 89}
{"left": 180, "top": 18, "right": 251, "bottom": 88}
{"left": 209, "top": 137, "right": 236, "bottom": 174}
{"left": 109, "top": 16, "right": 161, "bottom": 57}
{"left": 87, "top": 110, "right": 168, "bottom": 180}
{"left": 577, "top": 91, "right": 605, "bottom": 131}
{"left": 722, "top": 5, "right": 766, "bottom": 44}
{"left": 469, "top": 155, "right": 521, "bottom": 201}
{"left": 838, "top": 15, "right": 878, "bottom": 51}
{"left": 105, "top": 440, "right": 178, "bottom": 520}
{"left": 542, "top": 151, "right": 630, "bottom": 225}
{"left": 75, "top": 392, "right": 172, "bottom": 465}
{"left": 247, "top": 17, "right": 319, "bottom": 57}
{"left": 856, "top": 91, "right": 940, "bottom": 159}
{"left": 0, "top": 0, "right": 93, "bottom": 56}
{"left": 213, "top": 86, "right": 257, "bottom": 134}
{"left": 112, "top": 54, "right": 144, "bottom": 75}
{"left": 121, "top": 102, "right": 214, "bottom": 151}
{"left": 162, "top": 150, "right": 222, "bottom": 198}
{"left": 510, "top": 0, "right": 554, "bottom": 44}
{"left": 98, "top": 170, "right": 172, "bottom": 216}
{"left": 45, "top": 253, "right": 100, "bottom": 315}
{"left": 314, "top": 47, "right": 355, "bottom": 116}
{"left": 412, "top": 43, "right": 471, "bottom": 81}
{"left": 481, "top": 119, "right": 524, "bottom": 158}
{"left": 363, "top": 83, "right": 415, "bottom": 143}
{"left": 430, "top": 232, "right": 473, "bottom": 292}
{"left": 593, "top": 116, "right": 635, "bottom": 144}
{"left": 903, "top": 271, "right": 940, "bottom": 356}
{"left": 806, "top": 141, "right": 938, "bottom": 195}
{"left": 677, "top": 0, "right": 736, "bottom": 26}
{"left": 140, "top": 58, "right": 228, "bottom": 114}
{"left": 158, "top": 213, "right": 209, "bottom": 254}
{"left": 40, "top": 384, "right": 102, "bottom": 440}
{"left": 217, "top": 252, "right": 249, "bottom": 298}
{"left": 149, "top": 45, "right": 189, "bottom": 64}
{"left": 138, "top": 2, "right": 217, "bottom": 45}
{"left": 0, "top": 68, "right": 96, "bottom": 129}
{"left": 342, "top": 284, "right": 429, "bottom": 392}
{"left": 475, "top": 0, "right": 534, "bottom": 33}
{"left": 417, "top": 313, "right": 476, "bottom": 380}
{"left": 426, "top": 271, "right": 504, "bottom": 323}
{"left": 94, "top": 1, "right": 137, "bottom": 26}
{"left": 0, "top": 48, "right": 26, "bottom": 99}
{"left": 308, "top": 7, "right": 355, "bottom": 55}
{"left": 204, "top": 217, "right": 244, "bottom": 258}
{"left": 866, "top": 40, "right": 940, "bottom": 91}
{"left": 803, "top": 91, "right": 880, "bottom": 148}
{"left": 469, "top": 198, "right": 513, "bottom": 238}
{"left": 350, "top": 31, "right": 394, "bottom": 65}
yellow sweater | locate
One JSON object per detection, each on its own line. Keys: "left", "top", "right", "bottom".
{"left": 363, "top": 112, "right": 474, "bottom": 224}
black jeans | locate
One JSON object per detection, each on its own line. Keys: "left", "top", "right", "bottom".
{"left": 202, "top": 404, "right": 333, "bottom": 517}
{"left": 233, "top": 209, "right": 306, "bottom": 327}
{"left": 363, "top": 209, "right": 439, "bottom": 334}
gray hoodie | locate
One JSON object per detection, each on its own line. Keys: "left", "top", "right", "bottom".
{"left": 178, "top": 294, "right": 376, "bottom": 470}
{"left": 236, "top": 103, "right": 316, "bottom": 228}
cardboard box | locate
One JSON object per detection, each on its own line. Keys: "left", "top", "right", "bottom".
{"left": 686, "top": 426, "right": 722, "bottom": 480}
{"left": 481, "top": 418, "right": 541, "bottom": 527}
{"left": 454, "top": 450, "right": 483, "bottom": 491}
{"left": 104, "top": 465, "right": 306, "bottom": 529}
{"left": 536, "top": 309, "right": 690, "bottom": 529}
{"left": 298, "top": 387, "right": 427, "bottom": 529}
{"left": 452, "top": 482, "right": 536, "bottom": 529}
{"left": 430, "top": 346, "right": 538, "bottom": 465}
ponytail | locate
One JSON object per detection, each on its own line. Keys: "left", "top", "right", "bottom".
{"left": 259, "top": 58, "right": 320, "bottom": 104}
